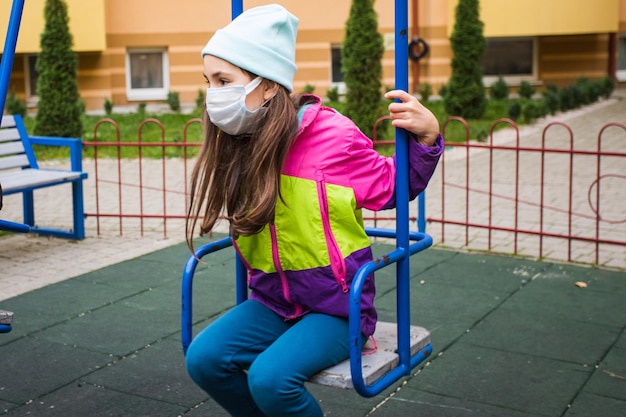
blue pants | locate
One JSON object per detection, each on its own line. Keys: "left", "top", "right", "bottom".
{"left": 185, "top": 299, "right": 351, "bottom": 417}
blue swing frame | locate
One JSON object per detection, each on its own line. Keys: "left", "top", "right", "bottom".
{"left": 0, "top": 0, "right": 26, "bottom": 334}
{"left": 181, "top": 0, "right": 433, "bottom": 397}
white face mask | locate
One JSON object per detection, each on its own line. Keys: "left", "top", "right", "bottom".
{"left": 205, "top": 77, "right": 266, "bottom": 136}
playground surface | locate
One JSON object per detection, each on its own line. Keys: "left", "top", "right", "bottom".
{"left": 1, "top": 90, "right": 625, "bottom": 416}
{"left": 1, "top": 236, "right": 625, "bottom": 417}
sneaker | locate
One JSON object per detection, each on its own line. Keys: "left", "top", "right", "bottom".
{"left": 0, "top": 310, "right": 13, "bottom": 325}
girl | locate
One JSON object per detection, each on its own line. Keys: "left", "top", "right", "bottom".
{"left": 185, "top": 4, "right": 443, "bottom": 417}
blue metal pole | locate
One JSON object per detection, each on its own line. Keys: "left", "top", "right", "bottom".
{"left": 417, "top": 192, "right": 426, "bottom": 233}
{"left": 394, "top": 0, "right": 411, "bottom": 374}
{"left": 230, "top": 0, "right": 246, "bottom": 303}
{"left": 0, "top": 0, "right": 26, "bottom": 124}
{"left": 231, "top": 0, "right": 243, "bottom": 19}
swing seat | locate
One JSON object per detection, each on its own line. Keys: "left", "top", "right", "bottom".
{"left": 182, "top": 228, "right": 433, "bottom": 397}
{"left": 309, "top": 322, "right": 431, "bottom": 389}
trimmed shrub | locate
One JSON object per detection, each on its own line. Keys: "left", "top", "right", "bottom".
{"left": 444, "top": 0, "right": 487, "bottom": 119}
{"left": 417, "top": 83, "right": 433, "bottom": 102}
{"left": 342, "top": 0, "right": 385, "bottom": 138}
{"left": 34, "top": 0, "right": 83, "bottom": 138}
{"left": 6, "top": 90, "right": 27, "bottom": 117}
{"left": 490, "top": 76, "right": 509, "bottom": 100}
{"left": 598, "top": 76, "right": 614, "bottom": 99}
{"left": 167, "top": 91, "right": 180, "bottom": 112}
{"left": 195, "top": 89, "right": 205, "bottom": 110}
{"left": 559, "top": 86, "right": 577, "bottom": 111}
{"left": 507, "top": 101, "right": 521, "bottom": 121}
{"left": 327, "top": 86, "right": 340, "bottom": 102}
{"left": 104, "top": 98, "right": 113, "bottom": 115}
{"left": 438, "top": 83, "right": 447, "bottom": 98}
{"left": 517, "top": 81, "right": 535, "bottom": 99}
{"left": 542, "top": 89, "right": 560, "bottom": 115}
{"left": 521, "top": 99, "right": 542, "bottom": 123}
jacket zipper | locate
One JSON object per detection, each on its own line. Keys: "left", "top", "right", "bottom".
{"left": 269, "top": 223, "right": 303, "bottom": 319}
{"left": 315, "top": 171, "right": 349, "bottom": 293}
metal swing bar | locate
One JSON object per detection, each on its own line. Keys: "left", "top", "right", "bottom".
{"left": 0, "top": 0, "right": 25, "bottom": 125}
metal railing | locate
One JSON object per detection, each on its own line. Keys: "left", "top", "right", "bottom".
{"left": 82, "top": 117, "right": 626, "bottom": 270}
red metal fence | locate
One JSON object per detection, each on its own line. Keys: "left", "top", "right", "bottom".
{"left": 82, "top": 117, "right": 626, "bottom": 270}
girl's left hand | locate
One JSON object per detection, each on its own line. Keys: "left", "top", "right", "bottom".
{"left": 384, "top": 90, "right": 440, "bottom": 146}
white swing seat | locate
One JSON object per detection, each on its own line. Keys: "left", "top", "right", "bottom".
{"left": 309, "top": 322, "right": 431, "bottom": 389}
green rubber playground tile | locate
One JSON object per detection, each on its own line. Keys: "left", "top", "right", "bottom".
{"left": 0, "top": 337, "right": 111, "bottom": 405}
{"left": 375, "top": 389, "right": 545, "bottom": 417}
{"left": 6, "top": 382, "right": 186, "bottom": 417}
{"left": 82, "top": 338, "right": 208, "bottom": 408}
{"left": 0, "top": 279, "right": 143, "bottom": 343}
{"left": 307, "top": 383, "right": 386, "bottom": 416}
{"left": 565, "top": 392, "right": 626, "bottom": 417}
{"left": 33, "top": 291, "right": 182, "bottom": 356}
{"left": 374, "top": 278, "right": 516, "bottom": 357}
{"left": 584, "top": 347, "right": 626, "bottom": 401}
{"left": 462, "top": 307, "right": 621, "bottom": 364}
{"left": 502, "top": 268, "right": 626, "bottom": 327}
{"left": 0, "top": 400, "right": 17, "bottom": 415}
{"left": 414, "top": 251, "right": 548, "bottom": 294}
{"left": 405, "top": 344, "right": 591, "bottom": 416}
{"left": 542, "top": 263, "right": 626, "bottom": 295}
{"left": 176, "top": 400, "right": 232, "bottom": 417}
{"left": 375, "top": 279, "right": 507, "bottom": 331}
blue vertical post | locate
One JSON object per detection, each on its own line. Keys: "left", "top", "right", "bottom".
{"left": 394, "top": 0, "right": 411, "bottom": 374}
{"left": 0, "top": 0, "right": 26, "bottom": 124}
{"left": 231, "top": 0, "right": 243, "bottom": 19}
{"left": 417, "top": 192, "right": 426, "bottom": 233}
{"left": 231, "top": 0, "right": 248, "bottom": 305}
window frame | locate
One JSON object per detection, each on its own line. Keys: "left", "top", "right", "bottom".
{"left": 330, "top": 44, "right": 346, "bottom": 95}
{"left": 125, "top": 48, "right": 170, "bottom": 101}
{"left": 482, "top": 36, "right": 538, "bottom": 87}
{"left": 23, "top": 54, "right": 39, "bottom": 105}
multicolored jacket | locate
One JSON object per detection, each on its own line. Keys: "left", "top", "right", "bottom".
{"left": 233, "top": 96, "right": 443, "bottom": 336}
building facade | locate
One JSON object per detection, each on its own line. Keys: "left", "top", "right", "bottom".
{"left": 1, "top": 0, "right": 625, "bottom": 112}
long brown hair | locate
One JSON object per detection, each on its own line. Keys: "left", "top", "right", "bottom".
{"left": 186, "top": 78, "right": 309, "bottom": 251}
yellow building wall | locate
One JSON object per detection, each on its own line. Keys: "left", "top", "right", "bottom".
{"left": 448, "top": 0, "right": 619, "bottom": 37}
{"left": 0, "top": 0, "right": 106, "bottom": 52}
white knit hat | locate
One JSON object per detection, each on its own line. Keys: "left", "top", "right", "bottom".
{"left": 201, "top": 4, "right": 299, "bottom": 92}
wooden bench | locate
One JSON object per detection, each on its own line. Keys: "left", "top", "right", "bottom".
{"left": 0, "top": 115, "right": 88, "bottom": 239}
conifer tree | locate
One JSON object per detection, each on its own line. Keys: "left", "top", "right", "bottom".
{"left": 34, "top": 0, "right": 83, "bottom": 137}
{"left": 342, "top": 0, "right": 384, "bottom": 138}
{"left": 444, "top": 0, "right": 487, "bottom": 119}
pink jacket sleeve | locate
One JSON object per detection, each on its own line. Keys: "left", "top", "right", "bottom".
{"left": 347, "top": 127, "right": 444, "bottom": 211}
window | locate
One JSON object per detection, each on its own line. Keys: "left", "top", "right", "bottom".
{"left": 125, "top": 48, "right": 169, "bottom": 101}
{"left": 482, "top": 37, "right": 535, "bottom": 85}
{"left": 330, "top": 45, "right": 346, "bottom": 94}
{"left": 617, "top": 34, "right": 626, "bottom": 82}
{"left": 24, "top": 55, "right": 39, "bottom": 100}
